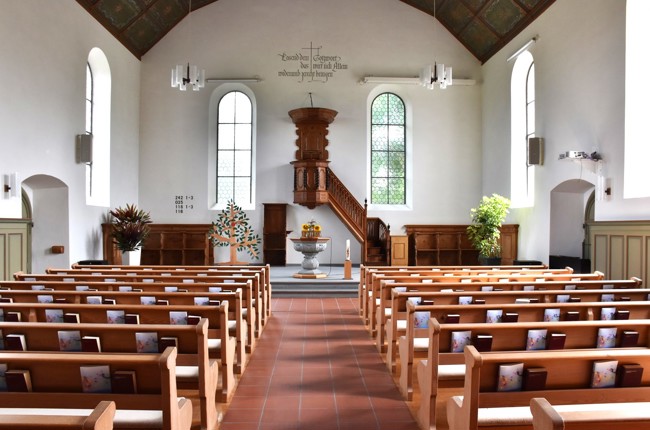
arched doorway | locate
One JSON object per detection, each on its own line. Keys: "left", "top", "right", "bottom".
{"left": 22, "top": 174, "right": 69, "bottom": 273}
{"left": 549, "top": 179, "right": 594, "bottom": 272}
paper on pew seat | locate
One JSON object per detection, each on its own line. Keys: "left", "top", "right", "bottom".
{"left": 413, "top": 337, "right": 429, "bottom": 351}
{"left": 438, "top": 364, "right": 466, "bottom": 380}
{"left": 176, "top": 366, "right": 200, "bottom": 379}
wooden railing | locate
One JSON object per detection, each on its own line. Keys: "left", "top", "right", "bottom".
{"left": 326, "top": 168, "right": 366, "bottom": 244}
{"left": 325, "top": 168, "right": 390, "bottom": 265}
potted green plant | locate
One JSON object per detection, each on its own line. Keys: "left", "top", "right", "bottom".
{"left": 110, "top": 204, "right": 152, "bottom": 265}
{"left": 467, "top": 194, "right": 511, "bottom": 265}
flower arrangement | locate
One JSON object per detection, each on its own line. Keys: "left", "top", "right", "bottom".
{"left": 301, "top": 219, "right": 321, "bottom": 238}
{"left": 109, "top": 204, "right": 152, "bottom": 252}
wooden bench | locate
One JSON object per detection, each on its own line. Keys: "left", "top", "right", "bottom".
{"left": 364, "top": 267, "right": 584, "bottom": 324}
{"left": 0, "top": 400, "right": 115, "bottom": 430}
{"left": 375, "top": 277, "right": 640, "bottom": 352}
{"left": 68, "top": 264, "right": 271, "bottom": 298}
{"left": 0, "top": 318, "right": 219, "bottom": 428}
{"left": 414, "top": 318, "right": 650, "bottom": 430}
{"left": 384, "top": 283, "right": 646, "bottom": 371}
{"left": 0, "top": 286, "right": 251, "bottom": 372}
{"left": 0, "top": 301, "right": 237, "bottom": 403}
{"left": 0, "top": 348, "right": 192, "bottom": 430}
{"left": 0, "top": 279, "right": 256, "bottom": 347}
{"left": 60, "top": 264, "right": 272, "bottom": 322}
{"left": 446, "top": 346, "right": 650, "bottom": 430}
{"left": 396, "top": 299, "right": 650, "bottom": 403}
{"left": 13, "top": 272, "right": 267, "bottom": 336}
{"left": 359, "top": 264, "right": 548, "bottom": 317}
{"left": 530, "top": 397, "right": 650, "bottom": 430}
{"left": 368, "top": 271, "right": 608, "bottom": 341}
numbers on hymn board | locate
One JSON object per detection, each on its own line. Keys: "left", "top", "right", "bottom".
{"left": 175, "top": 195, "right": 194, "bottom": 214}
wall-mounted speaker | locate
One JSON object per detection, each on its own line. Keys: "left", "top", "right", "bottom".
{"left": 76, "top": 134, "right": 93, "bottom": 164}
{"left": 527, "top": 137, "right": 544, "bottom": 166}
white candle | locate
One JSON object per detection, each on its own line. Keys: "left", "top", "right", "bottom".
{"left": 345, "top": 239, "right": 350, "bottom": 260}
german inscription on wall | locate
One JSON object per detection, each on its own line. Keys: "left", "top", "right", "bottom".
{"left": 278, "top": 42, "right": 348, "bottom": 83}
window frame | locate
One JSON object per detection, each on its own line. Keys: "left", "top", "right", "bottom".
{"left": 510, "top": 51, "right": 535, "bottom": 208}
{"left": 369, "top": 92, "right": 407, "bottom": 207}
{"left": 208, "top": 84, "right": 257, "bottom": 211}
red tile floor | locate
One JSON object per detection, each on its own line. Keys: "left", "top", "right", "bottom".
{"left": 219, "top": 297, "right": 420, "bottom": 430}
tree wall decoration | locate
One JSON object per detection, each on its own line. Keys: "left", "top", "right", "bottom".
{"left": 207, "top": 200, "right": 260, "bottom": 265}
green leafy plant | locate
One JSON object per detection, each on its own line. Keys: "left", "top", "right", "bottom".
{"left": 110, "top": 204, "right": 152, "bottom": 252}
{"left": 467, "top": 194, "right": 511, "bottom": 258}
{"left": 208, "top": 200, "right": 260, "bottom": 264}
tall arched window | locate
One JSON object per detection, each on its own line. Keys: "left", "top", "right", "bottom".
{"left": 370, "top": 93, "right": 406, "bottom": 205}
{"left": 511, "top": 51, "right": 535, "bottom": 207}
{"left": 86, "top": 48, "right": 111, "bottom": 207}
{"left": 625, "top": 0, "right": 650, "bottom": 198}
{"left": 216, "top": 90, "right": 253, "bottom": 208}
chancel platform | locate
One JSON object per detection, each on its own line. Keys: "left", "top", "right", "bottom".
{"left": 270, "top": 264, "right": 359, "bottom": 297}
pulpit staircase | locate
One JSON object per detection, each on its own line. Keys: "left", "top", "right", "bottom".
{"left": 288, "top": 106, "right": 390, "bottom": 265}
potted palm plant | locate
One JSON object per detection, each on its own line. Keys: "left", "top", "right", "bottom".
{"left": 110, "top": 204, "right": 152, "bottom": 265}
{"left": 467, "top": 194, "right": 511, "bottom": 265}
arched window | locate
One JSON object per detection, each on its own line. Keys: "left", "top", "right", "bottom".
{"left": 370, "top": 93, "right": 406, "bottom": 205}
{"left": 85, "top": 48, "right": 111, "bottom": 207}
{"left": 511, "top": 51, "right": 535, "bottom": 207}
{"left": 625, "top": 0, "right": 650, "bottom": 198}
{"left": 213, "top": 90, "right": 254, "bottom": 209}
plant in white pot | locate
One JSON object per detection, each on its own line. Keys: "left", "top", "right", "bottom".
{"left": 110, "top": 204, "right": 152, "bottom": 266}
{"left": 467, "top": 194, "right": 511, "bottom": 265}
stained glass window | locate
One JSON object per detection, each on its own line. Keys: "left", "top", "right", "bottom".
{"left": 370, "top": 93, "right": 406, "bottom": 204}
{"left": 217, "top": 91, "right": 253, "bottom": 206}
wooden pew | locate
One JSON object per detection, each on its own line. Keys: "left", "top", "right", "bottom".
{"left": 0, "top": 286, "right": 251, "bottom": 372}
{"left": 0, "top": 348, "right": 192, "bottom": 430}
{"left": 0, "top": 400, "right": 116, "bottom": 430}
{"left": 361, "top": 264, "right": 553, "bottom": 323}
{"left": 384, "top": 283, "right": 646, "bottom": 371}
{"left": 530, "top": 397, "right": 650, "bottom": 430}
{"left": 66, "top": 264, "right": 272, "bottom": 321}
{"left": 51, "top": 266, "right": 270, "bottom": 334}
{"left": 368, "top": 271, "right": 607, "bottom": 341}
{"left": 446, "top": 346, "right": 650, "bottom": 430}
{"left": 13, "top": 272, "right": 267, "bottom": 336}
{"left": 1, "top": 278, "right": 257, "bottom": 348}
{"left": 359, "top": 264, "right": 547, "bottom": 316}
{"left": 415, "top": 318, "right": 650, "bottom": 430}
{"left": 68, "top": 263, "right": 270, "bottom": 289}
{"left": 396, "top": 299, "right": 650, "bottom": 402}
{"left": 0, "top": 301, "right": 237, "bottom": 403}
{"left": 0, "top": 318, "right": 219, "bottom": 428}
{"left": 375, "top": 276, "right": 639, "bottom": 354}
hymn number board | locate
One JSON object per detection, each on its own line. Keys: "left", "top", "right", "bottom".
{"left": 174, "top": 195, "right": 195, "bottom": 214}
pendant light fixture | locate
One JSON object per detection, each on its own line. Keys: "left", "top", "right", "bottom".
{"left": 420, "top": 0, "right": 452, "bottom": 90}
{"left": 171, "top": 0, "right": 205, "bottom": 91}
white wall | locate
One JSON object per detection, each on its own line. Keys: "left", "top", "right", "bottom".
{"left": 140, "top": 0, "right": 483, "bottom": 264}
{"left": 0, "top": 1, "right": 141, "bottom": 269}
{"left": 482, "top": 0, "right": 643, "bottom": 264}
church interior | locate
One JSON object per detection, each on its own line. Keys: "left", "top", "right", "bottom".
{"left": 1, "top": 1, "right": 650, "bottom": 429}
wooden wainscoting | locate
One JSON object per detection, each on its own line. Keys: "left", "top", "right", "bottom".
{"left": 588, "top": 220, "right": 650, "bottom": 286}
{"left": 0, "top": 218, "right": 31, "bottom": 280}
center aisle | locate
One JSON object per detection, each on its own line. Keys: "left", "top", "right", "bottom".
{"left": 219, "top": 297, "right": 419, "bottom": 430}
